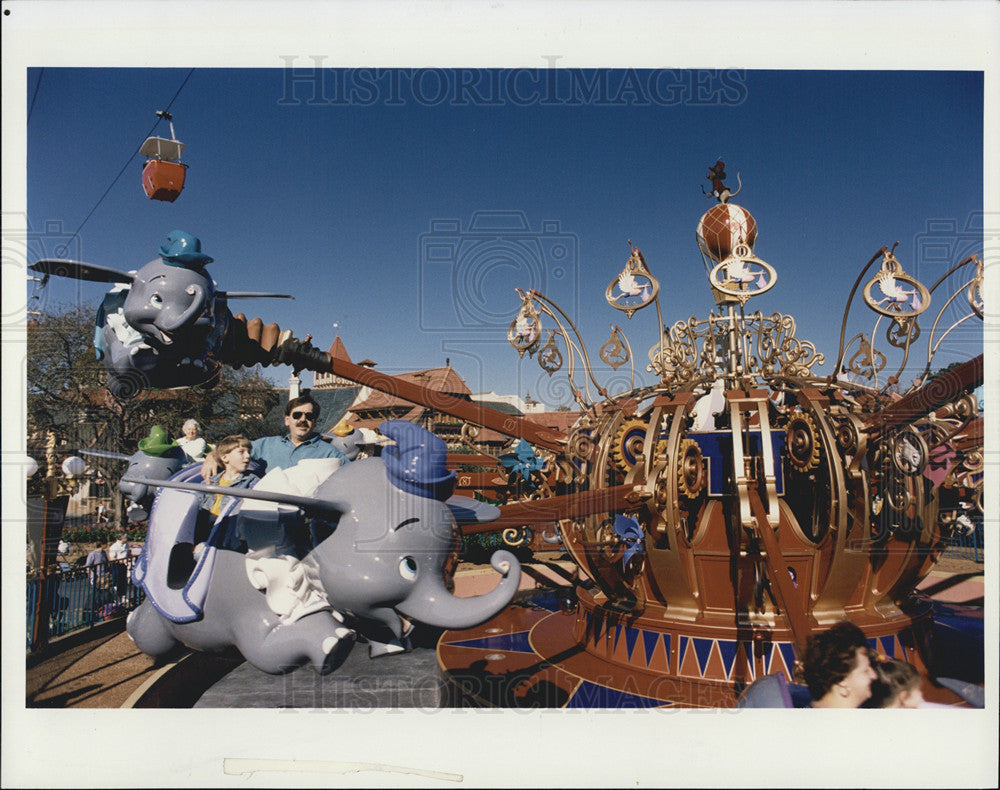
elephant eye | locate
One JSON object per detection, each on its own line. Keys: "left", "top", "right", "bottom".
{"left": 150, "top": 294, "right": 163, "bottom": 307}
{"left": 398, "top": 556, "right": 417, "bottom": 581}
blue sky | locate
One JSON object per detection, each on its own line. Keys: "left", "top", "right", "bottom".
{"left": 26, "top": 67, "right": 984, "bottom": 406}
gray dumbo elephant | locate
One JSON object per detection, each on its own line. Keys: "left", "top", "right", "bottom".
{"left": 124, "top": 421, "right": 521, "bottom": 674}
{"left": 29, "top": 230, "right": 289, "bottom": 398}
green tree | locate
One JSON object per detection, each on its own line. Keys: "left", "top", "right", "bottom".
{"left": 26, "top": 302, "right": 279, "bottom": 510}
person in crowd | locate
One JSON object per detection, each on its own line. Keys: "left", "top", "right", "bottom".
{"left": 195, "top": 434, "right": 259, "bottom": 554}
{"left": 200, "top": 394, "right": 349, "bottom": 479}
{"left": 107, "top": 532, "right": 130, "bottom": 601}
{"left": 84, "top": 541, "right": 109, "bottom": 579}
{"left": 177, "top": 418, "right": 210, "bottom": 462}
{"left": 108, "top": 532, "right": 130, "bottom": 561}
{"left": 802, "top": 620, "right": 878, "bottom": 708}
{"left": 868, "top": 658, "right": 925, "bottom": 708}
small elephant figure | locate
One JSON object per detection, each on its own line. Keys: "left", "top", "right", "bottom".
{"left": 124, "top": 421, "right": 521, "bottom": 674}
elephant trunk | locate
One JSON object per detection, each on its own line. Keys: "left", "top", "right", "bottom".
{"left": 396, "top": 550, "right": 521, "bottom": 630}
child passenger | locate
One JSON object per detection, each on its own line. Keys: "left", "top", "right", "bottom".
{"left": 869, "top": 658, "right": 925, "bottom": 708}
{"left": 195, "top": 435, "right": 258, "bottom": 554}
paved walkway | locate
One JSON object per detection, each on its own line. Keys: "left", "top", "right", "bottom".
{"left": 25, "top": 556, "right": 985, "bottom": 709}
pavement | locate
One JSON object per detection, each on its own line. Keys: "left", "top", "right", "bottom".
{"left": 25, "top": 555, "right": 985, "bottom": 709}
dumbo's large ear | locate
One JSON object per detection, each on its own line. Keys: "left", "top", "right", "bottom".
{"left": 446, "top": 495, "right": 500, "bottom": 525}
{"left": 30, "top": 259, "right": 135, "bottom": 284}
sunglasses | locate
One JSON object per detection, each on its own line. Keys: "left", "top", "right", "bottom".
{"left": 290, "top": 411, "right": 316, "bottom": 421}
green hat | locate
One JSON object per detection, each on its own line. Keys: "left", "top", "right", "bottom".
{"left": 137, "top": 425, "right": 178, "bottom": 457}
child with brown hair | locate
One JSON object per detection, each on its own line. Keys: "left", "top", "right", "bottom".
{"left": 195, "top": 435, "right": 258, "bottom": 553}
{"left": 869, "top": 658, "right": 924, "bottom": 708}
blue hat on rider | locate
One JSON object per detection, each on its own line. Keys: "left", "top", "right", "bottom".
{"left": 158, "top": 230, "right": 214, "bottom": 267}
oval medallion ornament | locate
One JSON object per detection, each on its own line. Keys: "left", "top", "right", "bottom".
{"left": 606, "top": 242, "right": 659, "bottom": 319}
{"left": 862, "top": 248, "right": 930, "bottom": 319}
{"left": 508, "top": 295, "right": 542, "bottom": 358}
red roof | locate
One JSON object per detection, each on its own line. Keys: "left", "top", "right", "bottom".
{"left": 351, "top": 366, "right": 472, "bottom": 411}
{"left": 524, "top": 410, "right": 581, "bottom": 433}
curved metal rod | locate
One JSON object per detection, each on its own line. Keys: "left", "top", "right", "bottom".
{"left": 613, "top": 323, "right": 636, "bottom": 392}
{"left": 533, "top": 298, "right": 590, "bottom": 406}
{"left": 921, "top": 271, "right": 980, "bottom": 380}
{"left": 530, "top": 289, "right": 608, "bottom": 401}
{"left": 834, "top": 246, "right": 890, "bottom": 377}
{"left": 924, "top": 254, "right": 978, "bottom": 295}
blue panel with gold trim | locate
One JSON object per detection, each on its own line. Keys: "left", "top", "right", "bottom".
{"left": 443, "top": 631, "right": 535, "bottom": 653}
{"left": 567, "top": 680, "right": 673, "bottom": 708}
{"left": 879, "top": 635, "right": 897, "bottom": 659}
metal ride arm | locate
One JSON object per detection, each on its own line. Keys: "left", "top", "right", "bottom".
{"left": 747, "top": 488, "right": 811, "bottom": 658}
{"left": 264, "top": 330, "right": 567, "bottom": 452}
{"left": 862, "top": 353, "right": 983, "bottom": 438}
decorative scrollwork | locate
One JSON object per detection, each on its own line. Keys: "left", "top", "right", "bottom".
{"left": 646, "top": 311, "right": 824, "bottom": 388}
{"left": 502, "top": 527, "right": 531, "bottom": 547}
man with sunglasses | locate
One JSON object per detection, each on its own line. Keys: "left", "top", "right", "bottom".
{"left": 201, "top": 394, "right": 349, "bottom": 479}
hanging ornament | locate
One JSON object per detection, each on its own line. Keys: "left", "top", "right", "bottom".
{"left": 538, "top": 330, "right": 563, "bottom": 376}
{"left": 606, "top": 242, "right": 659, "bottom": 319}
{"left": 507, "top": 292, "right": 542, "bottom": 358}
{"left": 862, "top": 245, "right": 930, "bottom": 319}
{"left": 599, "top": 325, "right": 630, "bottom": 370}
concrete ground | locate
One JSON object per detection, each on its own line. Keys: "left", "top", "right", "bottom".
{"left": 25, "top": 554, "right": 985, "bottom": 709}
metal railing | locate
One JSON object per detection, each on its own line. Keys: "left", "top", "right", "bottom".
{"left": 943, "top": 523, "right": 984, "bottom": 564}
{"left": 26, "top": 558, "right": 144, "bottom": 649}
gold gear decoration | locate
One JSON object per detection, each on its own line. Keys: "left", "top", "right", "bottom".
{"left": 785, "top": 412, "right": 822, "bottom": 473}
{"left": 611, "top": 419, "right": 650, "bottom": 473}
{"left": 677, "top": 438, "right": 706, "bottom": 499}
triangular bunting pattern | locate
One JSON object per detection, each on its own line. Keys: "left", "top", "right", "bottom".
{"left": 692, "top": 637, "right": 714, "bottom": 676}
{"left": 567, "top": 680, "right": 673, "bottom": 709}
{"left": 642, "top": 630, "right": 659, "bottom": 669}
{"left": 718, "top": 639, "right": 740, "bottom": 680}
{"left": 625, "top": 626, "right": 641, "bottom": 662}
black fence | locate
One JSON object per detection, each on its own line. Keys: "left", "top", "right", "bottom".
{"left": 26, "top": 558, "right": 144, "bottom": 649}
{"left": 943, "top": 522, "right": 985, "bottom": 564}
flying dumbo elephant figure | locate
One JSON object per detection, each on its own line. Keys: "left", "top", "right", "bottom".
{"left": 123, "top": 421, "right": 521, "bottom": 674}
{"left": 29, "top": 230, "right": 290, "bottom": 398}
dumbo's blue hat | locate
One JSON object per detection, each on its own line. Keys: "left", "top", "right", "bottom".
{"left": 158, "top": 230, "right": 213, "bottom": 267}
{"left": 380, "top": 420, "right": 456, "bottom": 501}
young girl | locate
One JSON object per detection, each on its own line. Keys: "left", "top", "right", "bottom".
{"left": 195, "top": 435, "right": 258, "bottom": 553}
{"left": 870, "top": 658, "right": 925, "bottom": 708}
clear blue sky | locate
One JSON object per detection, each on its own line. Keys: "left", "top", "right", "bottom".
{"left": 27, "top": 68, "right": 984, "bottom": 406}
